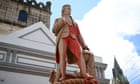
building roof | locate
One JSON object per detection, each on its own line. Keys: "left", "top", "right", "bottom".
{"left": 0, "top": 22, "right": 56, "bottom": 54}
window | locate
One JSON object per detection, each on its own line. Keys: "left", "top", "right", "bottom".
{"left": 18, "top": 10, "right": 28, "bottom": 22}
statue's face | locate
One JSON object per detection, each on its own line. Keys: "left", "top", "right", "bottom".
{"left": 63, "top": 6, "right": 71, "bottom": 16}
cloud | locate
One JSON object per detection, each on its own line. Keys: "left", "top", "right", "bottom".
{"left": 76, "top": 0, "right": 140, "bottom": 82}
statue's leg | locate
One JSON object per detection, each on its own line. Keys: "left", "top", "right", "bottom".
{"left": 58, "top": 39, "right": 67, "bottom": 80}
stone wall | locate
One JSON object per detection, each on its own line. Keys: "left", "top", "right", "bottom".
{"left": 0, "top": 0, "right": 51, "bottom": 34}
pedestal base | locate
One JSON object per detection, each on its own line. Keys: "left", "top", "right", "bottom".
{"left": 56, "top": 78, "right": 97, "bottom": 84}
{"left": 49, "top": 70, "right": 98, "bottom": 84}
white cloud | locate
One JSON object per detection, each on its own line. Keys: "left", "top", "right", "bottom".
{"left": 76, "top": 0, "right": 140, "bottom": 81}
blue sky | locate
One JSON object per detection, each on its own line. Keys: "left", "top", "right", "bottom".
{"left": 36, "top": 0, "right": 140, "bottom": 84}
{"left": 125, "top": 34, "right": 140, "bottom": 55}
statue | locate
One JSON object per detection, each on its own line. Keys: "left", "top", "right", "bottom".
{"left": 50, "top": 4, "right": 98, "bottom": 84}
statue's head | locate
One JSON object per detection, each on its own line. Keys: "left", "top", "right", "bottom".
{"left": 61, "top": 4, "right": 71, "bottom": 16}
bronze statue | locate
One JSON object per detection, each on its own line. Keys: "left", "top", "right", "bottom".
{"left": 51, "top": 4, "right": 97, "bottom": 84}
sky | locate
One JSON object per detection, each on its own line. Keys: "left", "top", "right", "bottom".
{"left": 36, "top": 0, "right": 140, "bottom": 84}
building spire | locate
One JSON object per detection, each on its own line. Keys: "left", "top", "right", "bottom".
{"left": 112, "top": 56, "right": 129, "bottom": 84}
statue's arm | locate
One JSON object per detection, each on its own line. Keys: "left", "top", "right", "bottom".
{"left": 52, "top": 18, "right": 65, "bottom": 36}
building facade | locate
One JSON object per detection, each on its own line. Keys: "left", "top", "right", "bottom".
{"left": 0, "top": 0, "right": 110, "bottom": 84}
{"left": 0, "top": 0, "right": 51, "bottom": 34}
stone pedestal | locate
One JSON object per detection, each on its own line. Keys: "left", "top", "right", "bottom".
{"left": 56, "top": 78, "right": 97, "bottom": 84}
{"left": 49, "top": 70, "right": 98, "bottom": 84}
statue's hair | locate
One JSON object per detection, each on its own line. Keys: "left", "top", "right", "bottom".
{"left": 61, "top": 4, "right": 71, "bottom": 16}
